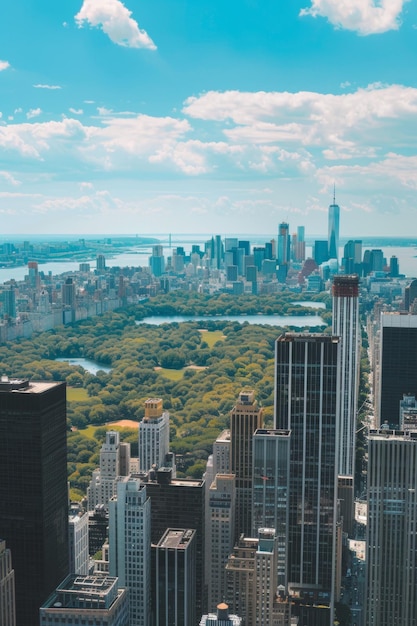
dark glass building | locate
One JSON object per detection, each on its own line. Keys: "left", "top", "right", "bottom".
{"left": 152, "top": 528, "right": 196, "bottom": 626}
{"left": 274, "top": 334, "right": 340, "bottom": 622}
{"left": 379, "top": 313, "right": 417, "bottom": 428}
{"left": 0, "top": 378, "right": 68, "bottom": 626}
{"left": 145, "top": 469, "right": 205, "bottom": 616}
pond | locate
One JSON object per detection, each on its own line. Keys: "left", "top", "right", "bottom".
{"left": 136, "top": 314, "right": 326, "bottom": 327}
{"left": 55, "top": 357, "right": 112, "bottom": 375}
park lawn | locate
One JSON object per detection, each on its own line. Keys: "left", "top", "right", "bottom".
{"left": 157, "top": 368, "right": 185, "bottom": 381}
{"left": 79, "top": 424, "right": 99, "bottom": 440}
{"left": 67, "top": 387, "right": 89, "bottom": 402}
{"left": 199, "top": 329, "right": 226, "bottom": 348}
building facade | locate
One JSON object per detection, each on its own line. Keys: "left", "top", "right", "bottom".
{"left": 252, "top": 428, "right": 290, "bottom": 587}
{"left": 40, "top": 574, "right": 129, "bottom": 626}
{"left": 152, "top": 528, "right": 196, "bottom": 626}
{"left": 365, "top": 430, "right": 417, "bottom": 626}
{"left": 332, "top": 275, "right": 360, "bottom": 478}
{"left": 274, "top": 334, "right": 340, "bottom": 621}
{"left": 328, "top": 198, "right": 340, "bottom": 261}
{"left": 230, "top": 390, "right": 263, "bottom": 539}
{"left": 109, "top": 478, "right": 151, "bottom": 626}
{"left": 139, "top": 399, "right": 170, "bottom": 473}
{"left": 68, "top": 504, "right": 90, "bottom": 576}
{"left": 206, "top": 474, "right": 236, "bottom": 612}
{"left": 378, "top": 313, "right": 417, "bottom": 428}
{"left": 0, "top": 378, "right": 68, "bottom": 626}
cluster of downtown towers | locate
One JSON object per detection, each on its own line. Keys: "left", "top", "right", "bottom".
{"left": 1, "top": 280, "right": 417, "bottom": 620}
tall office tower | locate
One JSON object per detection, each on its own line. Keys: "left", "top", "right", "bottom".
{"left": 27, "top": 260, "right": 40, "bottom": 288}
{"left": 149, "top": 245, "right": 165, "bottom": 277}
{"left": 213, "top": 429, "right": 231, "bottom": 474}
{"left": 274, "top": 334, "right": 340, "bottom": 621}
{"left": 87, "top": 431, "right": 131, "bottom": 510}
{"left": 0, "top": 377, "right": 68, "bottom": 626}
{"left": 225, "top": 238, "right": 239, "bottom": 252}
{"left": 0, "top": 539, "right": 16, "bottom": 626}
{"left": 199, "top": 603, "right": 242, "bottom": 626}
{"left": 332, "top": 275, "right": 360, "bottom": 479}
{"left": 96, "top": 254, "right": 106, "bottom": 271}
{"left": 365, "top": 429, "right": 417, "bottom": 626}
{"left": 2, "top": 287, "right": 16, "bottom": 319}
{"left": 39, "top": 574, "right": 129, "bottom": 626}
{"left": 328, "top": 193, "right": 340, "bottom": 261}
{"left": 62, "top": 277, "right": 76, "bottom": 307}
{"left": 206, "top": 474, "right": 236, "bottom": 611}
{"left": 295, "top": 226, "right": 306, "bottom": 262}
{"left": 252, "top": 428, "right": 290, "bottom": 586}
{"left": 313, "top": 240, "right": 329, "bottom": 266}
{"left": 68, "top": 504, "right": 89, "bottom": 576}
{"left": 145, "top": 469, "right": 205, "bottom": 616}
{"left": 253, "top": 247, "right": 265, "bottom": 271}
{"left": 342, "top": 240, "right": 362, "bottom": 275}
{"left": 139, "top": 398, "right": 170, "bottom": 473}
{"left": 214, "top": 235, "right": 224, "bottom": 269}
{"left": 378, "top": 313, "right": 417, "bottom": 428}
{"left": 369, "top": 248, "right": 385, "bottom": 272}
{"left": 389, "top": 255, "right": 399, "bottom": 277}
{"left": 230, "top": 390, "right": 264, "bottom": 539}
{"left": 88, "top": 505, "right": 109, "bottom": 556}
{"left": 109, "top": 477, "right": 151, "bottom": 626}
{"left": 404, "top": 278, "right": 417, "bottom": 311}
{"left": 225, "top": 529, "right": 279, "bottom": 626}
{"left": 172, "top": 248, "right": 185, "bottom": 273}
{"left": 277, "top": 222, "right": 290, "bottom": 266}
{"left": 152, "top": 528, "right": 196, "bottom": 626}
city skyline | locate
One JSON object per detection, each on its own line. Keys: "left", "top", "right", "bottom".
{"left": 0, "top": 1, "right": 417, "bottom": 236}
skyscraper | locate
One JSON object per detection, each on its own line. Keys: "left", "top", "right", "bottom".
{"left": 0, "top": 377, "right": 68, "bottom": 626}
{"left": 378, "top": 313, "right": 417, "bottom": 428}
{"left": 206, "top": 474, "right": 236, "bottom": 611}
{"left": 277, "top": 222, "right": 290, "bottom": 266}
{"left": 109, "top": 477, "right": 151, "bottom": 626}
{"left": 139, "top": 398, "right": 170, "bottom": 473}
{"left": 145, "top": 469, "right": 205, "bottom": 616}
{"left": 252, "top": 428, "right": 290, "bottom": 586}
{"left": 87, "top": 430, "right": 131, "bottom": 510}
{"left": 230, "top": 390, "right": 263, "bottom": 539}
{"left": 365, "top": 429, "right": 417, "bottom": 625}
{"left": 328, "top": 193, "right": 340, "bottom": 261}
{"left": 68, "top": 503, "right": 89, "bottom": 576}
{"left": 274, "top": 333, "right": 340, "bottom": 621}
{"left": 332, "top": 275, "right": 360, "bottom": 478}
{"left": 152, "top": 528, "right": 196, "bottom": 626}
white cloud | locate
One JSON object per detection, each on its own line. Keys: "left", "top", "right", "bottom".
{"left": 0, "top": 60, "right": 10, "bottom": 71}
{"left": 26, "top": 108, "right": 42, "bottom": 120}
{"left": 0, "top": 171, "right": 20, "bottom": 186}
{"left": 300, "top": 0, "right": 410, "bottom": 35}
{"left": 33, "top": 84, "right": 62, "bottom": 90}
{"left": 75, "top": 0, "right": 156, "bottom": 49}
{"left": 183, "top": 85, "right": 417, "bottom": 160}
{"left": 97, "top": 106, "right": 113, "bottom": 116}
{"left": 69, "top": 108, "right": 84, "bottom": 115}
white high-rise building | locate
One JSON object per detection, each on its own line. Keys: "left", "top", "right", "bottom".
{"left": 213, "top": 429, "right": 231, "bottom": 475}
{"left": 87, "top": 431, "right": 131, "bottom": 511}
{"left": 138, "top": 399, "right": 170, "bottom": 473}
{"left": 109, "top": 477, "right": 151, "bottom": 626}
{"left": 332, "top": 275, "right": 360, "bottom": 478}
{"left": 365, "top": 429, "right": 417, "bottom": 626}
{"left": 68, "top": 504, "right": 89, "bottom": 575}
{"left": 206, "top": 473, "right": 236, "bottom": 612}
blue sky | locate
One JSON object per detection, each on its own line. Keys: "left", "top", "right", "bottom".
{"left": 0, "top": 0, "right": 416, "bottom": 237}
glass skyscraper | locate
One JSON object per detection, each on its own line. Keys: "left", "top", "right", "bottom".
{"left": 328, "top": 199, "right": 340, "bottom": 261}
{"left": 274, "top": 333, "right": 340, "bottom": 621}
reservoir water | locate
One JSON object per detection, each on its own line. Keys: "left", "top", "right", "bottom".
{"left": 136, "top": 314, "right": 326, "bottom": 327}
{"left": 55, "top": 357, "right": 112, "bottom": 375}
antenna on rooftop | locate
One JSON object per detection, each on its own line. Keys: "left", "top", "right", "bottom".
{"left": 333, "top": 183, "right": 336, "bottom": 205}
